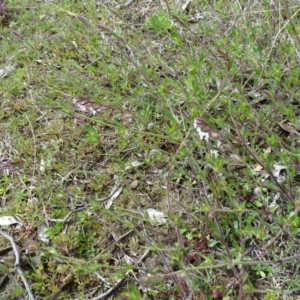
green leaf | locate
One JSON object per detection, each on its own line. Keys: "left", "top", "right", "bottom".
{"left": 170, "top": 32, "right": 183, "bottom": 46}
{"left": 0, "top": 263, "right": 9, "bottom": 273}
{"left": 207, "top": 240, "right": 219, "bottom": 247}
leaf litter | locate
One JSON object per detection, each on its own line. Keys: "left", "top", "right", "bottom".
{"left": 0, "top": 65, "right": 15, "bottom": 79}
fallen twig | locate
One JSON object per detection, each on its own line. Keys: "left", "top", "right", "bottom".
{"left": 97, "top": 183, "right": 122, "bottom": 203}
{"left": 0, "top": 229, "right": 35, "bottom": 300}
{"left": 86, "top": 249, "right": 150, "bottom": 300}
{"left": 48, "top": 205, "right": 89, "bottom": 223}
{"left": 48, "top": 183, "right": 122, "bottom": 223}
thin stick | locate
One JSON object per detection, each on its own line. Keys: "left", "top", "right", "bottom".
{"left": 48, "top": 205, "right": 89, "bottom": 222}
{"left": 48, "top": 183, "right": 122, "bottom": 222}
{"left": 85, "top": 249, "right": 150, "bottom": 300}
{"left": 0, "top": 229, "right": 35, "bottom": 300}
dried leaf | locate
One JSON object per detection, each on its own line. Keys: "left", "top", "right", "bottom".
{"left": 105, "top": 185, "right": 123, "bottom": 209}
{"left": 265, "top": 147, "right": 272, "bottom": 154}
{"left": 0, "top": 158, "right": 23, "bottom": 175}
{"left": 0, "top": 159, "right": 24, "bottom": 170}
{"left": 194, "top": 117, "right": 212, "bottom": 133}
{"left": 73, "top": 97, "right": 117, "bottom": 116}
{"left": 278, "top": 121, "right": 297, "bottom": 134}
{"left": 0, "top": 216, "right": 21, "bottom": 226}
{"left": 272, "top": 164, "right": 286, "bottom": 178}
{"left": 228, "top": 154, "right": 246, "bottom": 169}
{"left": 145, "top": 208, "right": 167, "bottom": 225}
{"left": 193, "top": 118, "right": 210, "bottom": 141}
{"left": 74, "top": 116, "right": 85, "bottom": 124}
{"left": 40, "top": 158, "right": 45, "bottom": 173}
{"left": 0, "top": 65, "right": 15, "bottom": 79}
{"left": 125, "top": 160, "right": 144, "bottom": 170}
{"left": 254, "top": 164, "right": 264, "bottom": 171}
{"left": 73, "top": 97, "right": 92, "bottom": 113}
{"left": 37, "top": 222, "right": 49, "bottom": 245}
{"left": 131, "top": 160, "right": 144, "bottom": 167}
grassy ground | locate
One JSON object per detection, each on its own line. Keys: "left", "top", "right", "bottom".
{"left": 0, "top": 0, "right": 300, "bottom": 299}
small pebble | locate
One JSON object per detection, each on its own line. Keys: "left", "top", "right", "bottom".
{"left": 130, "top": 180, "right": 139, "bottom": 189}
